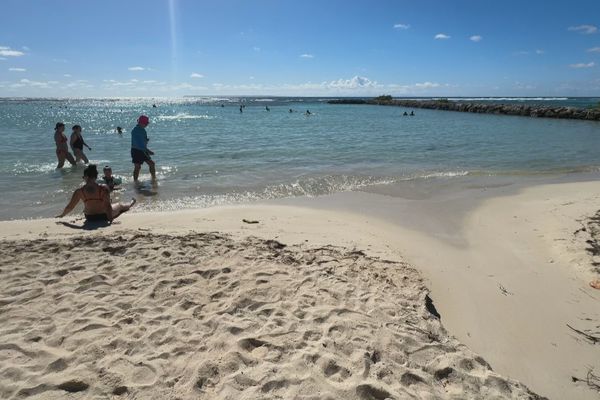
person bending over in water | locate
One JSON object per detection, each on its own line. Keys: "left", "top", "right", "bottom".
{"left": 131, "top": 115, "right": 156, "bottom": 182}
{"left": 116, "top": 126, "right": 123, "bottom": 135}
{"left": 56, "top": 164, "right": 135, "bottom": 223}
{"left": 54, "top": 122, "right": 76, "bottom": 168}
{"left": 70, "top": 124, "right": 91, "bottom": 164}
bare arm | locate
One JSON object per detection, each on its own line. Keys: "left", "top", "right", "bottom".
{"left": 56, "top": 190, "right": 81, "bottom": 217}
{"left": 102, "top": 187, "right": 113, "bottom": 222}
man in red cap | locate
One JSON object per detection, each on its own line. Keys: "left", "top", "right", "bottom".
{"left": 131, "top": 115, "right": 156, "bottom": 182}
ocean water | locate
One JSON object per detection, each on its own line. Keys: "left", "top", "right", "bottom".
{"left": 1, "top": 97, "right": 600, "bottom": 220}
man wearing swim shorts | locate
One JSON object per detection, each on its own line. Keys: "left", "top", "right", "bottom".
{"left": 131, "top": 115, "right": 156, "bottom": 182}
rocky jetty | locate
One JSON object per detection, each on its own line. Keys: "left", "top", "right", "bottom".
{"left": 328, "top": 98, "right": 600, "bottom": 121}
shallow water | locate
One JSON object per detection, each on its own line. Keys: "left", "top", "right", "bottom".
{"left": 1, "top": 97, "right": 599, "bottom": 220}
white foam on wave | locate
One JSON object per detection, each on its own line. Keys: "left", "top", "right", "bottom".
{"left": 155, "top": 113, "right": 215, "bottom": 121}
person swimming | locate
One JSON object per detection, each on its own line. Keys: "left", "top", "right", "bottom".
{"left": 403, "top": 111, "right": 408, "bottom": 116}
{"left": 116, "top": 126, "right": 123, "bottom": 134}
{"left": 305, "top": 109, "right": 311, "bottom": 115}
{"left": 70, "top": 125, "right": 91, "bottom": 164}
{"left": 266, "top": 106, "right": 270, "bottom": 111}
{"left": 56, "top": 164, "right": 135, "bottom": 223}
{"left": 239, "top": 105, "right": 243, "bottom": 113}
{"left": 289, "top": 108, "right": 293, "bottom": 113}
{"left": 54, "top": 122, "right": 76, "bottom": 168}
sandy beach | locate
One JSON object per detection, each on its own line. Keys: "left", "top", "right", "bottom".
{"left": 1, "top": 177, "right": 599, "bottom": 399}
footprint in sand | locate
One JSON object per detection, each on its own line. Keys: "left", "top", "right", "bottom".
{"left": 108, "top": 358, "right": 157, "bottom": 386}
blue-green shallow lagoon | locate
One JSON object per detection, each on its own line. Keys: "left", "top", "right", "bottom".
{"left": 0, "top": 97, "right": 599, "bottom": 220}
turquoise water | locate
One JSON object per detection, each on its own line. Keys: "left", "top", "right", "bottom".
{"left": 1, "top": 97, "right": 600, "bottom": 220}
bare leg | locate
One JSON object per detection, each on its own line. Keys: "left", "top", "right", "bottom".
{"left": 81, "top": 151, "right": 89, "bottom": 164}
{"left": 111, "top": 198, "right": 136, "bottom": 220}
{"left": 74, "top": 149, "right": 81, "bottom": 163}
{"left": 66, "top": 152, "right": 76, "bottom": 166}
{"left": 148, "top": 159, "right": 156, "bottom": 181}
{"left": 56, "top": 152, "right": 65, "bottom": 168}
{"left": 133, "top": 164, "right": 141, "bottom": 181}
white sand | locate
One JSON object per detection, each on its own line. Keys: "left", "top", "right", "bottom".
{"left": 1, "top": 179, "right": 599, "bottom": 398}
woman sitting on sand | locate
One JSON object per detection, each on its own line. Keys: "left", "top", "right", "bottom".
{"left": 56, "top": 164, "right": 136, "bottom": 223}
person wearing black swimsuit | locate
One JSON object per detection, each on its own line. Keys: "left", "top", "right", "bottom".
{"left": 56, "top": 164, "right": 136, "bottom": 223}
{"left": 70, "top": 125, "right": 91, "bottom": 164}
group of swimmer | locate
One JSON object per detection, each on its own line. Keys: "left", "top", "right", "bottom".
{"left": 236, "top": 104, "right": 312, "bottom": 115}
{"left": 54, "top": 115, "right": 156, "bottom": 224}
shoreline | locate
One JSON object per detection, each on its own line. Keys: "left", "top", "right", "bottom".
{"left": 1, "top": 177, "right": 599, "bottom": 398}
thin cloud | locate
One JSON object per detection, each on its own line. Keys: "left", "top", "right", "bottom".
{"left": 128, "top": 66, "right": 146, "bottom": 71}
{"left": 8, "top": 67, "right": 26, "bottom": 72}
{"left": 434, "top": 33, "right": 451, "bottom": 40}
{"left": 535, "top": 49, "right": 545, "bottom": 54}
{"left": 568, "top": 25, "right": 598, "bottom": 34}
{"left": 393, "top": 23, "right": 410, "bottom": 30}
{"left": 253, "top": 46, "right": 261, "bottom": 52}
{"left": 587, "top": 47, "right": 600, "bottom": 53}
{"left": 470, "top": 35, "right": 482, "bottom": 42}
{"left": 569, "top": 61, "right": 595, "bottom": 68}
{"left": 300, "top": 53, "right": 314, "bottom": 58}
{"left": 190, "top": 73, "right": 204, "bottom": 78}
{"left": 63, "top": 74, "right": 71, "bottom": 77}
{"left": 0, "top": 46, "right": 25, "bottom": 57}
{"left": 22, "top": 46, "right": 30, "bottom": 51}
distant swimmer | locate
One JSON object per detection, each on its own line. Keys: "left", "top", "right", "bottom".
{"left": 54, "top": 122, "right": 76, "bottom": 168}
{"left": 305, "top": 109, "right": 311, "bottom": 116}
{"left": 239, "top": 105, "right": 243, "bottom": 113}
{"left": 410, "top": 111, "right": 415, "bottom": 116}
{"left": 266, "top": 106, "right": 270, "bottom": 111}
{"left": 289, "top": 108, "right": 293, "bottom": 113}
{"left": 152, "top": 104, "right": 157, "bottom": 108}
{"left": 221, "top": 104, "right": 225, "bottom": 107}
{"left": 56, "top": 164, "right": 135, "bottom": 223}
{"left": 403, "top": 111, "right": 408, "bottom": 116}
{"left": 116, "top": 126, "right": 123, "bottom": 134}
{"left": 131, "top": 115, "right": 156, "bottom": 182}
{"left": 70, "top": 124, "right": 91, "bottom": 164}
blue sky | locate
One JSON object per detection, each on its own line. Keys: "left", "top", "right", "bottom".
{"left": 1, "top": 0, "right": 599, "bottom": 97}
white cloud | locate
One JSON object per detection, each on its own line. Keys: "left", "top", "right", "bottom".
{"left": 435, "top": 33, "right": 451, "bottom": 40}
{"left": 190, "top": 72, "right": 204, "bottom": 78}
{"left": 11, "top": 78, "right": 57, "bottom": 88}
{"left": 587, "top": 47, "right": 600, "bottom": 53}
{"left": 52, "top": 58, "right": 68, "bottom": 63}
{"left": 568, "top": 25, "right": 598, "bottom": 34}
{"left": 128, "top": 66, "right": 146, "bottom": 71}
{"left": 470, "top": 35, "right": 482, "bottom": 42}
{"left": 8, "top": 67, "right": 26, "bottom": 72}
{"left": 327, "top": 76, "right": 378, "bottom": 89}
{"left": 569, "top": 61, "right": 595, "bottom": 68}
{"left": 300, "top": 53, "right": 314, "bottom": 58}
{"left": 414, "top": 82, "right": 441, "bottom": 89}
{"left": 393, "top": 23, "right": 410, "bottom": 30}
{"left": 253, "top": 46, "right": 261, "bottom": 52}
{"left": 0, "top": 46, "right": 25, "bottom": 57}
{"left": 63, "top": 74, "right": 71, "bottom": 77}
{"left": 22, "top": 46, "right": 30, "bottom": 51}
{"left": 535, "top": 49, "right": 545, "bottom": 54}
{"left": 249, "top": 76, "right": 255, "bottom": 80}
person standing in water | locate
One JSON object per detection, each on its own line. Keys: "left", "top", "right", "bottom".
{"left": 54, "top": 122, "right": 76, "bottom": 168}
{"left": 70, "top": 125, "right": 91, "bottom": 164}
{"left": 131, "top": 115, "right": 156, "bottom": 182}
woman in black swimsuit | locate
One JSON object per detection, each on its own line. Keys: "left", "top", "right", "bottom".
{"left": 56, "top": 165, "right": 136, "bottom": 223}
{"left": 70, "top": 125, "right": 91, "bottom": 164}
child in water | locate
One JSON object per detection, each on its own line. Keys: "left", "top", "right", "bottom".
{"left": 99, "top": 165, "right": 120, "bottom": 191}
